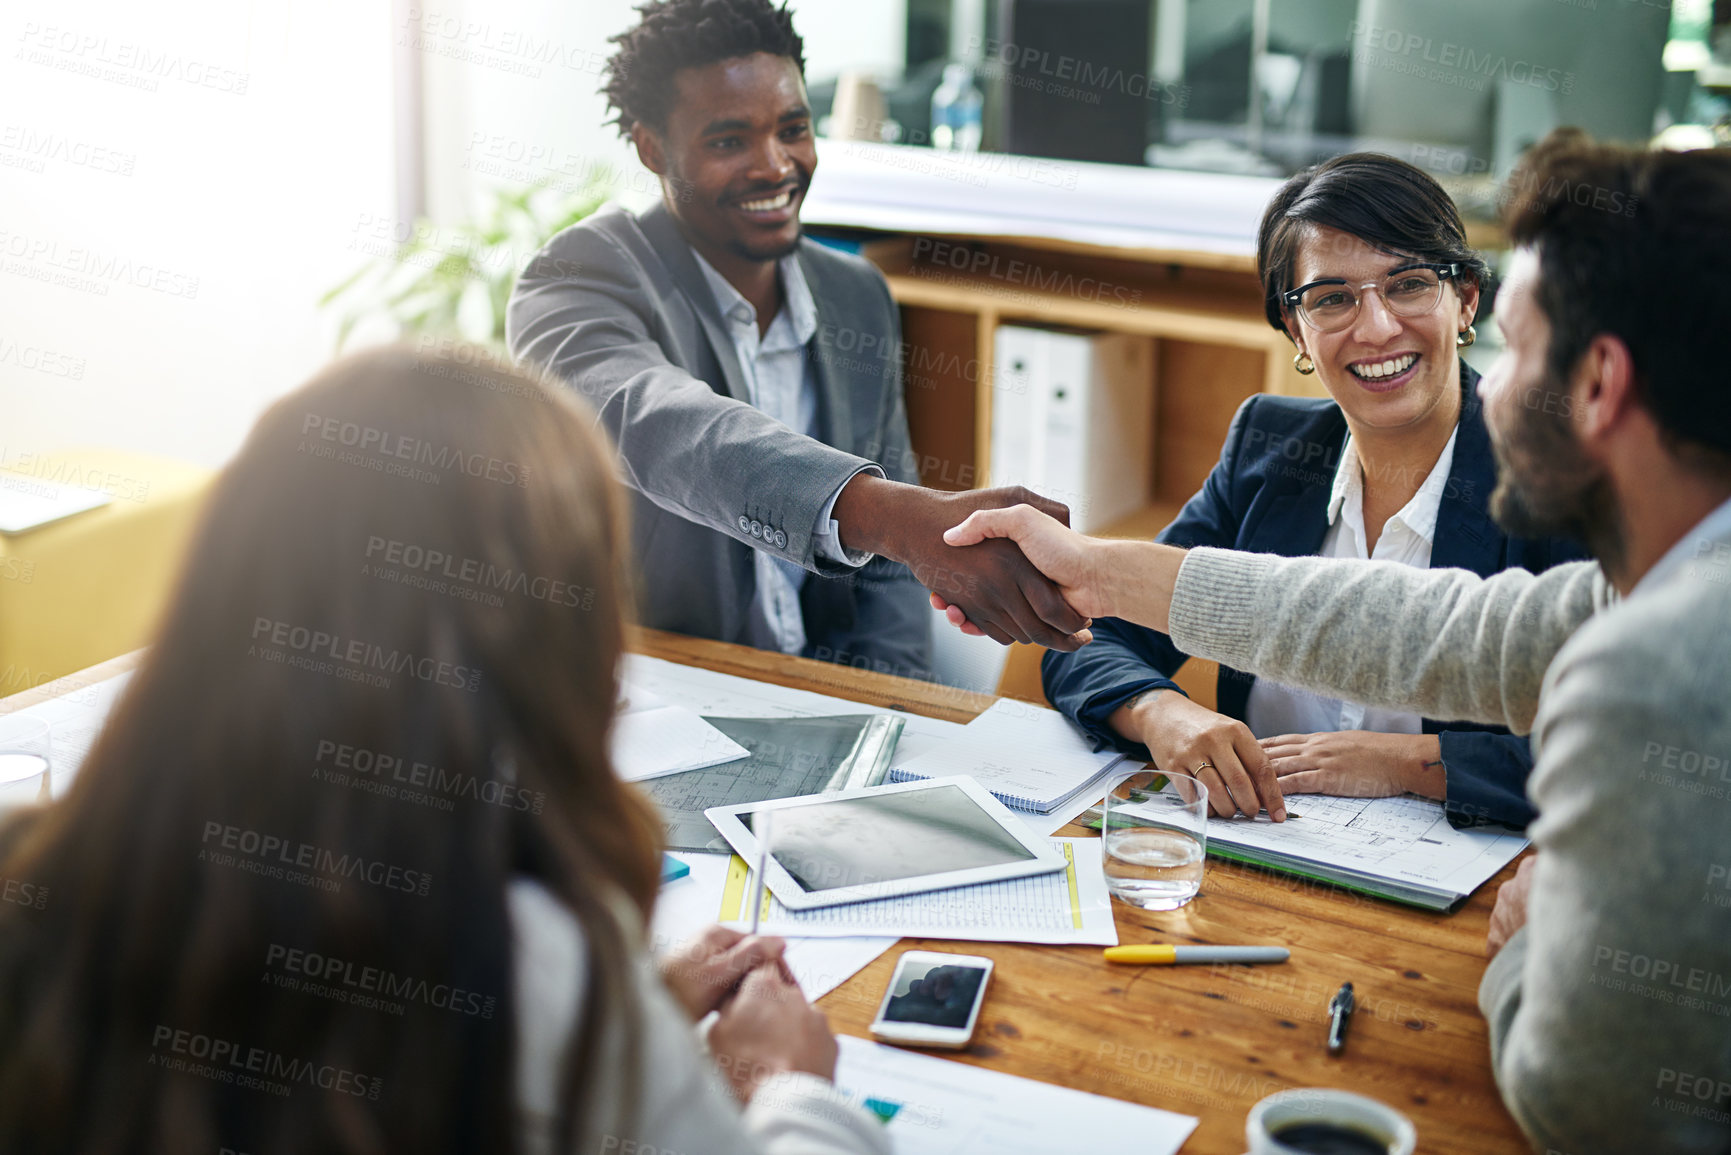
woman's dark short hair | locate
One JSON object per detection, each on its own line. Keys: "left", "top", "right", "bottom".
{"left": 1257, "top": 152, "right": 1490, "bottom": 339}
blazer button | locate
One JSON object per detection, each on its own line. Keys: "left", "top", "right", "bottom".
{"left": 738, "top": 515, "right": 751, "bottom": 533}
{"left": 750, "top": 520, "right": 762, "bottom": 538}
{"left": 774, "top": 530, "right": 788, "bottom": 549}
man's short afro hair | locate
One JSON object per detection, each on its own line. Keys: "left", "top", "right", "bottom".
{"left": 603, "top": 0, "right": 806, "bottom": 138}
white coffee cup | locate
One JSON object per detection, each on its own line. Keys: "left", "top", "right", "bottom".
{"left": 1246, "top": 1089, "right": 1417, "bottom": 1155}
{"left": 0, "top": 715, "right": 50, "bottom": 813}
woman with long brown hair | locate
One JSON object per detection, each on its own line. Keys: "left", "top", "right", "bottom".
{"left": 0, "top": 346, "right": 887, "bottom": 1154}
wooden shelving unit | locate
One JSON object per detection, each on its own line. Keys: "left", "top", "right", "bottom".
{"left": 864, "top": 234, "right": 1330, "bottom": 513}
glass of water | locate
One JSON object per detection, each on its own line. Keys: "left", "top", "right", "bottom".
{"left": 1102, "top": 769, "right": 1208, "bottom": 910}
{"left": 0, "top": 715, "right": 51, "bottom": 812}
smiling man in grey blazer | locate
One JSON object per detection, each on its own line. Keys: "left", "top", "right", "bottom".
{"left": 507, "top": 0, "right": 1089, "bottom": 676}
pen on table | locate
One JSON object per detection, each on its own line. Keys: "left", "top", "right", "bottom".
{"left": 1327, "top": 981, "right": 1355, "bottom": 1055}
{"left": 749, "top": 808, "right": 771, "bottom": 937}
{"left": 1103, "top": 945, "right": 1290, "bottom": 965}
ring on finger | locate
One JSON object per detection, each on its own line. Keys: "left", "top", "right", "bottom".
{"left": 1192, "top": 761, "right": 1234, "bottom": 815}
{"left": 1197, "top": 764, "right": 1248, "bottom": 816}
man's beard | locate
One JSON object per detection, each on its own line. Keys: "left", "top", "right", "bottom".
{"left": 1488, "top": 376, "right": 1627, "bottom": 574}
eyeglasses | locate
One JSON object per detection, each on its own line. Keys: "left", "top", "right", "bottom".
{"left": 1282, "top": 263, "right": 1461, "bottom": 334}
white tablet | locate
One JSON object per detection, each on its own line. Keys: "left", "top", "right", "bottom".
{"left": 705, "top": 775, "right": 1066, "bottom": 910}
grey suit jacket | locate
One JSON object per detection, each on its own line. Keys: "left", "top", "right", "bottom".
{"left": 506, "top": 202, "right": 931, "bottom": 678}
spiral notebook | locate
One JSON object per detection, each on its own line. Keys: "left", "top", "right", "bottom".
{"left": 889, "top": 700, "right": 1125, "bottom": 814}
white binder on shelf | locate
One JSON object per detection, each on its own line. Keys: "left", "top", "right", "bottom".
{"left": 990, "top": 325, "right": 1154, "bottom": 533}
{"left": 990, "top": 324, "right": 1043, "bottom": 497}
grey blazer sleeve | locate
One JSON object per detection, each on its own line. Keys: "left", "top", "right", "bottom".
{"left": 506, "top": 220, "right": 873, "bottom": 572}
{"left": 1167, "top": 550, "right": 1613, "bottom": 733}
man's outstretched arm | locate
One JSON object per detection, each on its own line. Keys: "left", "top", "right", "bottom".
{"left": 943, "top": 505, "right": 1611, "bottom": 731}
{"left": 509, "top": 226, "right": 1091, "bottom": 650}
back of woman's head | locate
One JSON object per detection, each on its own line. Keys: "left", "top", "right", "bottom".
{"left": 1258, "top": 152, "right": 1489, "bottom": 338}
{"left": 0, "top": 345, "right": 660, "bottom": 1154}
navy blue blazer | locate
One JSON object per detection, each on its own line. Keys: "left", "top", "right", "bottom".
{"left": 1042, "top": 364, "right": 1589, "bottom": 830}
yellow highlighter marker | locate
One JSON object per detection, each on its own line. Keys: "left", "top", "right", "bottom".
{"left": 1103, "top": 945, "right": 1290, "bottom": 965}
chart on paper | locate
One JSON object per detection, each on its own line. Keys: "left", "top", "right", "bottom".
{"left": 717, "top": 837, "right": 1118, "bottom": 945}
{"left": 1259, "top": 793, "right": 1454, "bottom": 856}
{"left": 1199, "top": 791, "right": 1528, "bottom": 895}
{"left": 833, "top": 1036, "right": 1197, "bottom": 1155}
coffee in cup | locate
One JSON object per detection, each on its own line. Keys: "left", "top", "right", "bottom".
{"left": 1245, "top": 1089, "right": 1416, "bottom": 1155}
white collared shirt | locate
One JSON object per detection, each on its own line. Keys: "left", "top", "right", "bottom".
{"left": 692, "top": 250, "right": 874, "bottom": 655}
{"left": 1244, "top": 428, "right": 1459, "bottom": 739}
{"left": 1631, "top": 493, "right": 1731, "bottom": 600}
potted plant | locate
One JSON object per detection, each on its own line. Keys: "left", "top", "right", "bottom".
{"left": 322, "top": 175, "right": 613, "bottom": 352}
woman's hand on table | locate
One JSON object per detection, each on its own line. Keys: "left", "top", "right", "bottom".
{"left": 1116, "top": 690, "right": 1287, "bottom": 822}
{"left": 1261, "top": 731, "right": 1444, "bottom": 800}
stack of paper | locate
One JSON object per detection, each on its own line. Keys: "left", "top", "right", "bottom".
{"left": 834, "top": 1036, "right": 1197, "bottom": 1155}
{"left": 890, "top": 699, "right": 1125, "bottom": 816}
{"left": 803, "top": 137, "right": 1278, "bottom": 259}
{"left": 649, "top": 852, "right": 895, "bottom": 1002}
{"left": 719, "top": 838, "right": 1118, "bottom": 946}
{"left": 610, "top": 684, "right": 749, "bottom": 782}
{"left": 1123, "top": 789, "right": 1529, "bottom": 912}
{"left": 0, "top": 478, "right": 111, "bottom": 533}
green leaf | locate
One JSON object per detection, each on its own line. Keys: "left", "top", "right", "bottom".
{"left": 318, "top": 262, "right": 374, "bottom": 307}
{"left": 316, "top": 173, "right": 615, "bottom": 353}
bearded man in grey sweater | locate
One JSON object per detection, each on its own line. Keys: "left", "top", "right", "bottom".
{"left": 938, "top": 132, "right": 1731, "bottom": 1155}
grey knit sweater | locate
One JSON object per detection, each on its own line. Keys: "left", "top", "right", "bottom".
{"left": 1167, "top": 536, "right": 1731, "bottom": 1154}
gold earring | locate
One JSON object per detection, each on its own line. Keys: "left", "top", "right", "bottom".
{"left": 1457, "top": 326, "right": 1477, "bottom": 348}
{"left": 1293, "top": 352, "right": 1315, "bottom": 375}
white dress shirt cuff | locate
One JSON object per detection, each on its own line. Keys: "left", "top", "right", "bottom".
{"left": 812, "top": 465, "right": 883, "bottom": 568}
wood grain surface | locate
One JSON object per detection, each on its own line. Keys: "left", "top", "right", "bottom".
{"left": 635, "top": 630, "right": 1530, "bottom": 1155}
{"left": 11, "top": 632, "right": 1531, "bottom": 1152}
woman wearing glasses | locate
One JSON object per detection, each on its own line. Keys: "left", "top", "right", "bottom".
{"left": 1042, "top": 153, "right": 1586, "bottom": 830}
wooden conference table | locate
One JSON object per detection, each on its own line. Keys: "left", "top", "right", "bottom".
{"left": 6, "top": 631, "right": 1530, "bottom": 1154}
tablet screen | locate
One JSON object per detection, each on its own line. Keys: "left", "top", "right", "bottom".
{"left": 744, "top": 784, "right": 1036, "bottom": 893}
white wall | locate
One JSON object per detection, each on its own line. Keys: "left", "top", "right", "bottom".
{"left": 0, "top": 0, "right": 908, "bottom": 468}
{"left": 1, "top": 0, "right": 396, "bottom": 468}
{"left": 423, "top": 0, "right": 911, "bottom": 221}
{"left": 419, "top": 0, "right": 646, "bottom": 224}
{"left": 798, "top": 0, "right": 906, "bottom": 81}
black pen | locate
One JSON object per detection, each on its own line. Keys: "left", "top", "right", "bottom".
{"left": 1327, "top": 981, "right": 1355, "bottom": 1055}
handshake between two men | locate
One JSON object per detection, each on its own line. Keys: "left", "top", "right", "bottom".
{"left": 828, "top": 475, "right": 1098, "bottom": 652}
{"left": 850, "top": 486, "right": 1290, "bottom": 828}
